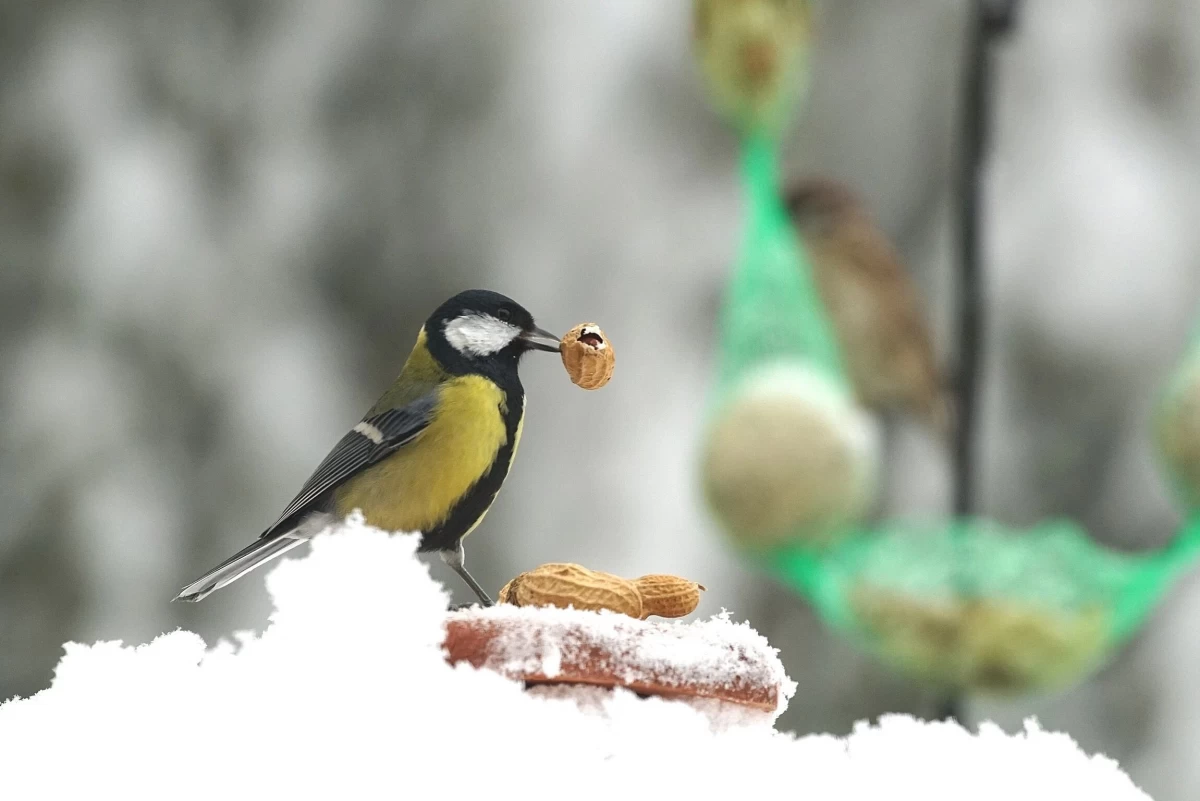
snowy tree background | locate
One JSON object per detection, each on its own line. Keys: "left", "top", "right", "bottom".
{"left": 1, "top": 1, "right": 1198, "bottom": 798}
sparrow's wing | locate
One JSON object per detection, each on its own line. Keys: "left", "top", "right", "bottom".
{"left": 261, "top": 392, "right": 439, "bottom": 539}
{"left": 831, "top": 222, "right": 936, "bottom": 350}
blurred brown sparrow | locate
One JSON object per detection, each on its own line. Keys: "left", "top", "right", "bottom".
{"left": 784, "top": 177, "right": 953, "bottom": 435}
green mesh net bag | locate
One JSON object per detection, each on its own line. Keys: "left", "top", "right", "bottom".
{"left": 768, "top": 515, "right": 1200, "bottom": 695}
{"left": 692, "top": 0, "right": 814, "bottom": 141}
{"left": 691, "top": 1, "right": 1200, "bottom": 698}
{"left": 697, "top": 133, "right": 882, "bottom": 552}
{"left": 693, "top": 0, "right": 881, "bottom": 552}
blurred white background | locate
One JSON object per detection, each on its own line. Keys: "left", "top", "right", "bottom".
{"left": 1, "top": 2, "right": 1199, "bottom": 797}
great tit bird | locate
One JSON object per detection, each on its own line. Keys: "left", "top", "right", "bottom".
{"left": 174, "top": 289, "right": 562, "bottom": 606}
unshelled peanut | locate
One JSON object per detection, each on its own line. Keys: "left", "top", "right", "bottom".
{"left": 497, "top": 563, "right": 705, "bottom": 620}
{"left": 499, "top": 563, "right": 642, "bottom": 618}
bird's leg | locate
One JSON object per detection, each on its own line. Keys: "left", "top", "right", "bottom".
{"left": 441, "top": 543, "right": 494, "bottom": 607}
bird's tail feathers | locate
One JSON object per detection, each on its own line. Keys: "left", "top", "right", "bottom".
{"left": 173, "top": 513, "right": 334, "bottom": 602}
{"left": 173, "top": 536, "right": 304, "bottom": 602}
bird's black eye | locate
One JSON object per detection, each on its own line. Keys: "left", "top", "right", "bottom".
{"left": 496, "top": 308, "right": 513, "bottom": 322}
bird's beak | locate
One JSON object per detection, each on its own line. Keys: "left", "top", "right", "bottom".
{"left": 519, "top": 326, "right": 562, "bottom": 353}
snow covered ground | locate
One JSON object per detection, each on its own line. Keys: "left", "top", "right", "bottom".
{"left": 0, "top": 516, "right": 1150, "bottom": 800}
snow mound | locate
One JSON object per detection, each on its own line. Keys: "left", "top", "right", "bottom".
{"left": 0, "top": 514, "right": 1149, "bottom": 800}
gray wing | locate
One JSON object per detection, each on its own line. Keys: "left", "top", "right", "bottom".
{"left": 260, "top": 393, "right": 438, "bottom": 539}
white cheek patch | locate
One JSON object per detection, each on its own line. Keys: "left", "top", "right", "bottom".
{"left": 444, "top": 314, "right": 522, "bottom": 356}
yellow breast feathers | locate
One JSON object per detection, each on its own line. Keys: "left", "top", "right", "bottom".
{"left": 335, "top": 376, "right": 511, "bottom": 533}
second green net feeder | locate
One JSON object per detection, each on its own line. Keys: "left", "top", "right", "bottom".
{"left": 768, "top": 514, "right": 1200, "bottom": 696}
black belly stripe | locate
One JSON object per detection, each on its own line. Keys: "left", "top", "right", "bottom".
{"left": 418, "top": 388, "right": 524, "bottom": 553}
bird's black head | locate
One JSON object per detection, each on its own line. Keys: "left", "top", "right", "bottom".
{"left": 423, "top": 289, "right": 561, "bottom": 379}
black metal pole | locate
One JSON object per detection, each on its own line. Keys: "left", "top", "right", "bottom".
{"left": 939, "top": 0, "right": 1020, "bottom": 728}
